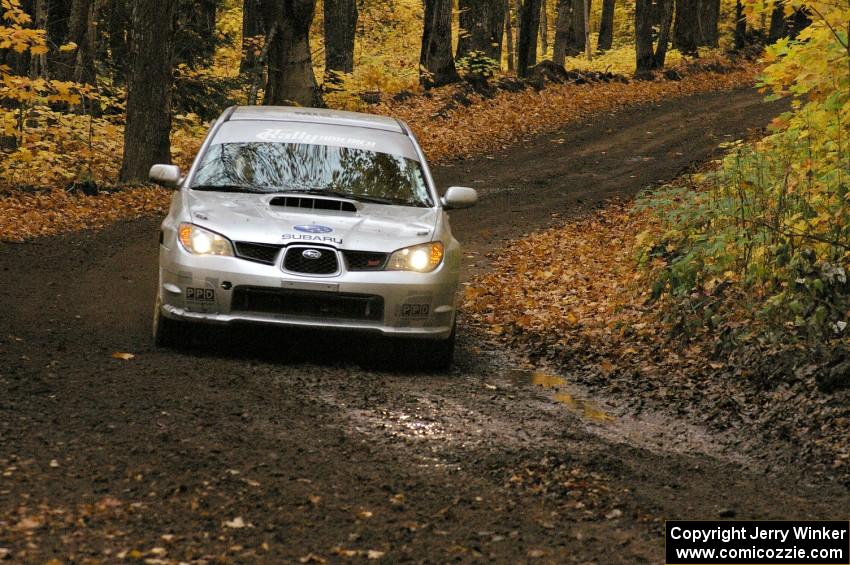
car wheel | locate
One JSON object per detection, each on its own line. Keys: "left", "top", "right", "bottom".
{"left": 152, "top": 295, "right": 182, "bottom": 348}
{"left": 418, "top": 321, "right": 456, "bottom": 372}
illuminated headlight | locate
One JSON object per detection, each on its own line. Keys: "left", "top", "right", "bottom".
{"left": 178, "top": 223, "right": 233, "bottom": 256}
{"left": 387, "top": 242, "right": 444, "bottom": 272}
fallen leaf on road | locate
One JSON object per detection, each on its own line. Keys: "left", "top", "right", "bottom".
{"left": 224, "top": 517, "right": 245, "bottom": 529}
{"left": 606, "top": 508, "right": 623, "bottom": 520}
{"left": 299, "top": 554, "right": 326, "bottom": 564}
{"left": 367, "top": 550, "right": 385, "bottom": 559}
{"left": 95, "top": 496, "right": 122, "bottom": 512}
{"left": 14, "top": 516, "right": 44, "bottom": 531}
{"left": 111, "top": 352, "right": 135, "bottom": 361}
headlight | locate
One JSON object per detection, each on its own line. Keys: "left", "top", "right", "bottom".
{"left": 387, "top": 242, "right": 444, "bottom": 272}
{"left": 178, "top": 223, "right": 234, "bottom": 256}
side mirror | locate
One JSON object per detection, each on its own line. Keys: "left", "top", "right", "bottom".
{"left": 149, "top": 164, "right": 183, "bottom": 188}
{"left": 441, "top": 186, "right": 478, "bottom": 210}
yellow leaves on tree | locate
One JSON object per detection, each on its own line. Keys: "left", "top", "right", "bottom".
{"left": 0, "top": 0, "right": 42, "bottom": 54}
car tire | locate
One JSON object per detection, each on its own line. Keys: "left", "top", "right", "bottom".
{"left": 417, "top": 321, "right": 456, "bottom": 372}
{"left": 152, "top": 295, "right": 182, "bottom": 348}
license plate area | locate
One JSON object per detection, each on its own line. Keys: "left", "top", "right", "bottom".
{"left": 400, "top": 303, "right": 431, "bottom": 319}
{"left": 186, "top": 287, "right": 215, "bottom": 302}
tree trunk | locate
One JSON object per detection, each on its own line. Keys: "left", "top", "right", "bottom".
{"left": 768, "top": 0, "right": 786, "bottom": 42}
{"left": 787, "top": 7, "right": 810, "bottom": 38}
{"left": 457, "top": 0, "right": 506, "bottom": 62}
{"left": 174, "top": 0, "right": 218, "bottom": 68}
{"left": 119, "top": 0, "right": 177, "bottom": 184}
{"left": 504, "top": 0, "right": 514, "bottom": 71}
{"left": 768, "top": 1, "right": 809, "bottom": 41}
{"left": 653, "top": 0, "right": 673, "bottom": 67}
{"left": 513, "top": 0, "right": 521, "bottom": 70}
{"left": 59, "top": 0, "right": 96, "bottom": 84}
{"left": 30, "top": 0, "right": 48, "bottom": 78}
{"left": 46, "top": 0, "right": 71, "bottom": 76}
{"left": 733, "top": 0, "right": 746, "bottom": 49}
{"left": 698, "top": 0, "right": 719, "bottom": 46}
{"left": 262, "top": 0, "right": 323, "bottom": 106}
{"left": 420, "top": 0, "right": 459, "bottom": 88}
{"left": 597, "top": 0, "right": 615, "bottom": 52}
{"left": 635, "top": 0, "right": 654, "bottom": 72}
{"left": 324, "top": 0, "right": 357, "bottom": 81}
{"left": 240, "top": 0, "right": 264, "bottom": 73}
{"left": 635, "top": 0, "right": 672, "bottom": 73}
{"left": 539, "top": 0, "right": 548, "bottom": 57}
{"left": 107, "top": 0, "right": 131, "bottom": 83}
{"left": 564, "top": 0, "right": 587, "bottom": 56}
{"left": 516, "top": 0, "right": 542, "bottom": 77}
{"left": 552, "top": 0, "right": 570, "bottom": 65}
{"left": 672, "top": 0, "right": 699, "bottom": 56}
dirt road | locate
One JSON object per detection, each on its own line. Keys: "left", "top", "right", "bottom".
{"left": 2, "top": 88, "right": 847, "bottom": 563}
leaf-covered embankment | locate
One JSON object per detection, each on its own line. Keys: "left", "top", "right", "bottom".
{"left": 463, "top": 201, "right": 850, "bottom": 485}
{"left": 0, "top": 58, "right": 757, "bottom": 242}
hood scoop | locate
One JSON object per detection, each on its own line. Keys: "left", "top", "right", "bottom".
{"left": 270, "top": 195, "right": 357, "bottom": 213}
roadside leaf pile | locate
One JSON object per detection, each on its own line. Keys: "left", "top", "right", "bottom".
{"left": 0, "top": 187, "right": 171, "bottom": 241}
{"left": 464, "top": 204, "right": 656, "bottom": 377}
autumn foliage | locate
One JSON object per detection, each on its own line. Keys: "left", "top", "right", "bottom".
{"left": 637, "top": 0, "right": 850, "bottom": 339}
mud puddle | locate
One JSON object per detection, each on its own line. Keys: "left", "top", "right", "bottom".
{"left": 508, "top": 367, "right": 758, "bottom": 469}
{"left": 519, "top": 370, "right": 615, "bottom": 423}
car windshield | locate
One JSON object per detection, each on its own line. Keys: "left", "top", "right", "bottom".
{"left": 190, "top": 142, "right": 433, "bottom": 207}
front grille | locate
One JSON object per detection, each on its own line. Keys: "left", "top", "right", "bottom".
{"left": 283, "top": 246, "right": 339, "bottom": 275}
{"left": 344, "top": 251, "right": 389, "bottom": 271}
{"left": 231, "top": 287, "right": 384, "bottom": 322}
{"left": 235, "top": 242, "right": 284, "bottom": 265}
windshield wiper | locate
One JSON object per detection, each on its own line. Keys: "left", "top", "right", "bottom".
{"left": 282, "top": 187, "right": 414, "bottom": 206}
{"left": 349, "top": 194, "right": 413, "bottom": 205}
{"left": 191, "top": 183, "right": 268, "bottom": 194}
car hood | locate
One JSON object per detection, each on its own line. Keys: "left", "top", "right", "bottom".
{"left": 185, "top": 191, "right": 439, "bottom": 252}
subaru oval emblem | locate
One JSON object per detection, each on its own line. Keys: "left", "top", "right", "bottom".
{"left": 294, "top": 225, "right": 333, "bottom": 234}
{"left": 302, "top": 249, "right": 322, "bottom": 260}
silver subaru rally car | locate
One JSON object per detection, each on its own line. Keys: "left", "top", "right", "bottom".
{"left": 149, "top": 106, "right": 477, "bottom": 369}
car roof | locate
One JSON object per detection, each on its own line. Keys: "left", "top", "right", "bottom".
{"left": 227, "top": 106, "right": 405, "bottom": 134}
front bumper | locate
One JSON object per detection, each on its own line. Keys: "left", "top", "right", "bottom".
{"left": 158, "top": 244, "right": 458, "bottom": 339}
